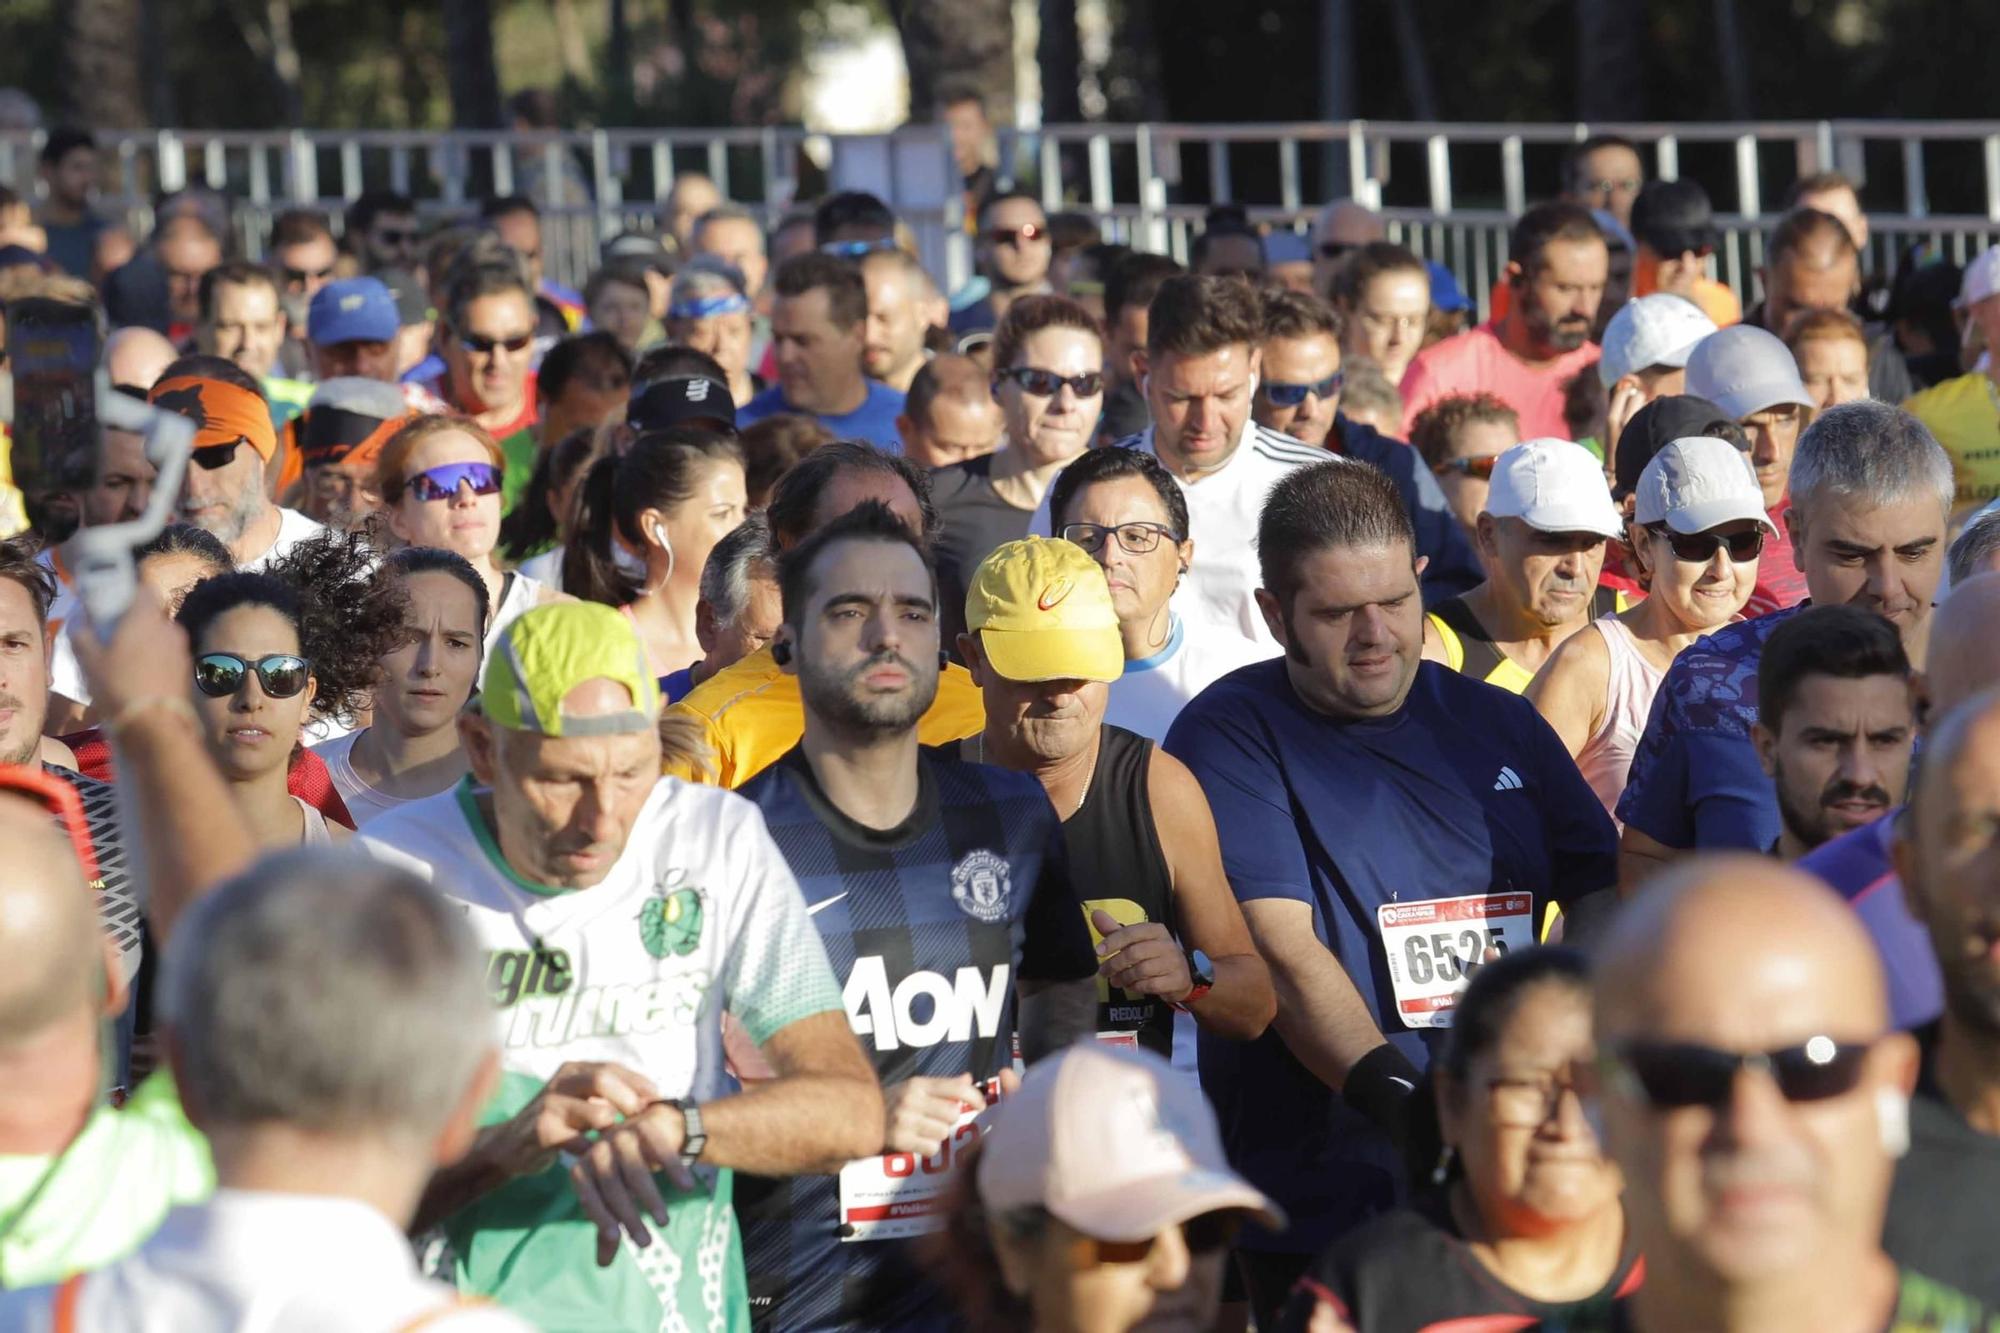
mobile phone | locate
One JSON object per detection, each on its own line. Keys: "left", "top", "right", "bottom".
{"left": 6, "top": 297, "right": 102, "bottom": 501}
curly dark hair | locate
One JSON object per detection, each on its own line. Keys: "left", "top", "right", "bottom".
{"left": 176, "top": 528, "right": 409, "bottom": 726}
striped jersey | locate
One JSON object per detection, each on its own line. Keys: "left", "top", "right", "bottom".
{"left": 734, "top": 745, "right": 1098, "bottom": 1333}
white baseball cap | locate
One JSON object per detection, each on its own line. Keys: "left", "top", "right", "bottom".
{"left": 1683, "top": 325, "right": 1815, "bottom": 421}
{"left": 1634, "top": 436, "right": 1779, "bottom": 535}
{"left": 1597, "top": 294, "right": 1719, "bottom": 388}
{"left": 1482, "top": 438, "right": 1625, "bottom": 540}
{"left": 974, "top": 1043, "right": 1284, "bottom": 1242}
{"left": 1956, "top": 245, "right": 2000, "bottom": 309}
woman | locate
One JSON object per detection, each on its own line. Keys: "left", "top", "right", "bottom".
{"left": 1279, "top": 949, "right": 1638, "bottom": 1333}
{"left": 584, "top": 262, "right": 657, "bottom": 355}
{"left": 1785, "top": 306, "right": 1874, "bottom": 410}
{"left": 1527, "top": 435, "right": 1770, "bottom": 820}
{"left": 500, "top": 426, "right": 600, "bottom": 589}
{"left": 313, "top": 548, "right": 488, "bottom": 825}
{"left": 563, "top": 428, "right": 746, "bottom": 677}
{"left": 376, "top": 414, "right": 562, "bottom": 653}
{"left": 1329, "top": 243, "right": 1432, "bottom": 386}
{"left": 177, "top": 530, "right": 407, "bottom": 849}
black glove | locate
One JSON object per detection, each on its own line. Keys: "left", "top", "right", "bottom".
{"left": 1342, "top": 1042, "right": 1422, "bottom": 1142}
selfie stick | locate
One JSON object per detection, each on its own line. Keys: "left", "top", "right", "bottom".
{"left": 65, "top": 373, "right": 194, "bottom": 633}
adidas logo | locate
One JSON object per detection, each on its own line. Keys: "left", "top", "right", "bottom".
{"left": 1492, "top": 766, "right": 1524, "bottom": 792}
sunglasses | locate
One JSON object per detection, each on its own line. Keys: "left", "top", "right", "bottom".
{"left": 280, "top": 263, "right": 335, "bottom": 286}
{"left": 192, "top": 441, "right": 246, "bottom": 471}
{"left": 1262, "top": 372, "right": 1344, "bottom": 407}
{"left": 194, "top": 652, "right": 312, "bottom": 699}
{"left": 1062, "top": 521, "right": 1177, "bottom": 556}
{"left": 460, "top": 330, "right": 534, "bottom": 356}
{"left": 1647, "top": 525, "right": 1765, "bottom": 564}
{"left": 1433, "top": 456, "right": 1502, "bottom": 479}
{"left": 406, "top": 461, "right": 502, "bottom": 503}
{"left": 1070, "top": 1212, "right": 1241, "bottom": 1267}
{"left": 371, "top": 226, "right": 419, "bottom": 247}
{"left": 1316, "top": 241, "right": 1354, "bottom": 261}
{"left": 1604, "top": 1036, "right": 1873, "bottom": 1110}
{"left": 999, "top": 366, "right": 1104, "bottom": 398}
{"left": 987, "top": 223, "right": 1047, "bottom": 247}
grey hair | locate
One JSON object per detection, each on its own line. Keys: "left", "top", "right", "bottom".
{"left": 161, "top": 850, "right": 494, "bottom": 1144}
{"left": 699, "top": 511, "right": 775, "bottom": 627}
{"left": 1948, "top": 508, "right": 2000, "bottom": 588}
{"left": 670, "top": 264, "right": 746, "bottom": 306}
{"left": 1788, "top": 400, "right": 1955, "bottom": 520}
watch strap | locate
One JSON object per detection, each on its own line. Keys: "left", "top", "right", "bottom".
{"left": 672, "top": 1098, "right": 706, "bottom": 1165}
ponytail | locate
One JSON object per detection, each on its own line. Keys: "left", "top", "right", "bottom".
{"left": 561, "top": 428, "right": 745, "bottom": 609}
{"left": 562, "top": 452, "right": 637, "bottom": 606}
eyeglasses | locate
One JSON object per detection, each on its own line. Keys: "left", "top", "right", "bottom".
{"left": 1069, "top": 1211, "right": 1241, "bottom": 1267}
{"left": 1485, "top": 1071, "right": 1585, "bottom": 1128}
{"left": 406, "top": 461, "right": 503, "bottom": 502}
{"left": 194, "top": 652, "right": 312, "bottom": 699}
{"left": 371, "top": 226, "right": 419, "bottom": 247}
{"left": 1359, "top": 309, "right": 1427, "bottom": 337}
{"left": 1647, "top": 524, "right": 1765, "bottom": 564}
{"left": 986, "top": 223, "right": 1047, "bottom": 247}
{"left": 820, "top": 237, "right": 898, "bottom": 258}
{"left": 1604, "top": 1036, "right": 1873, "bottom": 1110}
{"left": 192, "top": 442, "right": 245, "bottom": 471}
{"left": 1262, "top": 372, "right": 1344, "bottom": 407}
{"left": 999, "top": 366, "right": 1104, "bottom": 398}
{"left": 1432, "top": 456, "right": 1502, "bottom": 479}
{"left": 459, "top": 330, "right": 534, "bottom": 357}
{"left": 1583, "top": 178, "right": 1642, "bottom": 198}
{"left": 1316, "top": 241, "right": 1354, "bottom": 261}
{"left": 279, "top": 263, "right": 335, "bottom": 286}
{"left": 1062, "top": 521, "right": 1177, "bottom": 555}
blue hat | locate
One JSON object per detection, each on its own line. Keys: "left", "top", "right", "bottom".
{"left": 1261, "top": 231, "right": 1312, "bottom": 267}
{"left": 1426, "top": 261, "right": 1471, "bottom": 314}
{"left": 309, "top": 277, "right": 399, "bottom": 346}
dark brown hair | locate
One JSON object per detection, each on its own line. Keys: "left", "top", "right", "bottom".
{"left": 991, "top": 293, "right": 1102, "bottom": 372}
{"left": 1144, "top": 273, "right": 1264, "bottom": 359}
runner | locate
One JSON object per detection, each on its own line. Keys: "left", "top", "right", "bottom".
{"left": 1409, "top": 392, "right": 1522, "bottom": 536}
{"left": 661, "top": 513, "right": 780, "bottom": 704}
{"left": 729, "top": 507, "right": 1097, "bottom": 1330}
{"left": 1328, "top": 243, "right": 1431, "bottom": 386}
{"left": 149, "top": 362, "right": 326, "bottom": 570}
{"left": 1903, "top": 246, "right": 2000, "bottom": 515}
{"left": 437, "top": 262, "right": 544, "bottom": 505}
{"left": 738, "top": 253, "right": 906, "bottom": 449}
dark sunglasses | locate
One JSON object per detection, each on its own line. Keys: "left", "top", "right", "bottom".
{"left": 192, "top": 441, "right": 245, "bottom": 471}
{"left": 1316, "top": 241, "right": 1354, "bottom": 261}
{"left": 1647, "top": 524, "right": 1765, "bottom": 564}
{"left": 194, "top": 652, "right": 312, "bottom": 699}
{"left": 459, "top": 331, "right": 534, "bottom": 356}
{"left": 280, "top": 263, "right": 335, "bottom": 286}
{"left": 1073, "top": 1211, "right": 1240, "bottom": 1266}
{"left": 371, "top": 226, "right": 419, "bottom": 247}
{"left": 1262, "top": 372, "right": 1344, "bottom": 407}
{"left": 406, "top": 461, "right": 502, "bottom": 503}
{"left": 987, "top": 223, "right": 1047, "bottom": 246}
{"left": 1433, "top": 455, "right": 1501, "bottom": 479}
{"left": 1062, "top": 521, "right": 1176, "bottom": 555}
{"left": 1605, "top": 1036, "right": 1873, "bottom": 1110}
{"left": 999, "top": 366, "right": 1103, "bottom": 398}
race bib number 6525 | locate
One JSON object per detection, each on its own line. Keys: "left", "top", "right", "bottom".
{"left": 1378, "top": 892, "right": 1535, "bottom": 1029}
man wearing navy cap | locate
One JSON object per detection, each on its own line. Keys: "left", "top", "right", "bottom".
{"left": 307, "top": 276, "right": 401, "bottom": 384}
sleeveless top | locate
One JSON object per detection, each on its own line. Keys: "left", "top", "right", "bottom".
{"left": 1063, "top": 724, "right": 1177, "bottom": 1056}
{"left": 1575, "top": 617, "right": 1667, "bottom": 823}
{"left": 296, "top": 795, "right": 336, "bottom": 846}
{"left": 1428, "top": 585, "right": 1628, "bottom": 694}
{"left": 483, "top": 571, "right": 547, "bottom": 660}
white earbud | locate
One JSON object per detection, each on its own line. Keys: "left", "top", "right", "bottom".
{"left": 1876, "top": 1087, "right": 1911, "bottom": 1158}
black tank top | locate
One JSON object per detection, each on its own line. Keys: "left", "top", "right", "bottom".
{"left": 1063, "top": 724, "right": 1178, "bottom": 1056}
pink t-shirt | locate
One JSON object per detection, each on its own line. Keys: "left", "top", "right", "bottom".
{"left": 1399, "top": 322, "right": 1602, "bottom": 441}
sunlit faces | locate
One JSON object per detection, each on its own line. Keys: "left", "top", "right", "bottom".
{"left": 0, "top": 578, "right": 48, "bottom": 767}
{"left": 1632, "top": 521, "right": 1760, "bottom": 632}
{"left": 1791, "top": 490, "right": 1946, "bottom": 637}
{"left": 1794, "top": 338, "right": 1871, "bottom": 411}
{"left": 1253, "top": 333, "right": 1341, "bottom": 448}
{"left": 588, "top": 277, "right": 652, "bottom": 354}
{"left": 1757, "top": 672, "right": 1914, "bottom": 851}
{"left": 1742, "top": 405, "right": 1808, "bottom": 508}
{"left": 1140, "top": 343, "right": 1260, "bottom": 478}
{"left": 1057, "top": 474, "right": 1189, "bottom": 632}
{"left": 1343, "top": 268, "right": 1430, "bottom": 385}
{"left": 786, "top": 538, "right": 941, "bottom": 736}
{"left": 447, "top": 290, "right": 538, "bottom": 416}
{"left": 1431, "top": 419, "right": 1521, "bottom": 536}
{"left": 178, "top": 439, "right": 270, "bottom": 550}
{"left": 996, "top": 327, "right": 1105, "bottom": 468}
{"left": 861, "top": 256, "right": 937, "bottom": 386}
{"left": 984, "top": 196, "right": 1053, "bottom": 290}
{"left": 377, "top": 569, "right": 484, "bottom": 737}
{"left": 631, "top": 456, "right": 748, "bottom": 594}
{"left": 772, "top": 287, "right": 867, "bottom": 413}
{"left": 188, "top": 604, "right": 317, "bottom": 784}
{"left": 205, "top": 280, "right": 287, "bottom": 381}
{"left": 1513, "top": 239, "right": 1609, "bottom": 356}
{"left": 1476, "top": 516, "right": 1608, "bottom": 629}
{"left": 389, "top": 428, "right": 504, "bottom": 565}
{"left": 1257, "top": 541, "right": 1426, "bottom": 720}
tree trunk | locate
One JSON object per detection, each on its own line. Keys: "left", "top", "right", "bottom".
{"left": 1575, "top": 0, "right": 1643, "bottom": 121}
{"left": 442, "top": 0, "right": 504, "bottom": 130}
{"left": 1039, "top": 0, "right": 1081, "bottom": 124}
{"left": 1713, "top": 0, "right": 1753, "bottom": 120}
{"left": 62, "top": 0, "right": 148, "bottom": 129}
{"left": 1388, "top": 0, "right": 1438, "bottom": 121}
{"left": 551, "top": 0, "right": 595, "bottom": 91}
{"left": 889, "top": 0, "right": 1016, "bottom": 121}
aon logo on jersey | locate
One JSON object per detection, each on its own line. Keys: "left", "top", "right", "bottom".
{"left": 845, "top": 955, "right": 1011, "bottom": 1051}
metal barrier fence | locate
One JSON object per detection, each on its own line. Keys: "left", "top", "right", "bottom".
{"left": 10, "top": 119, "right": 2000, "bottom": 316}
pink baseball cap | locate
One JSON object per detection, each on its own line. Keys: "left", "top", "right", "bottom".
{"left": 974, "top": 1043, "right": 1285, "bottom": 1241}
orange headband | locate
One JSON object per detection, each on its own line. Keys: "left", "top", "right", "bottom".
{"left": 148, "top": 375, "right": 278, "bottom": 462}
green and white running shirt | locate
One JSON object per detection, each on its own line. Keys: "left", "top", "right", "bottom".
{"left": 360, "top": 776, "right": 845, "bottom": 1333}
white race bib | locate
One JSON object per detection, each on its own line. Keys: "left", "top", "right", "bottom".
{"left": 1377, "top": 892, "right": 1536, "bottom": 1029}
{"left": 837, "top": 1078, "right": 1004, "bottom": 1242}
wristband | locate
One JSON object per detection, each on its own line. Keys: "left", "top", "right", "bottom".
{"left": 103, "top": 695, "right": 199, "bottom": 738}
{"left": 1341, "top": 1043, "right": 1421, "bottom": 1138}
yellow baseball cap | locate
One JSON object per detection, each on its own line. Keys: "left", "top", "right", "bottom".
{"left": 966, "top": 537, "right": 1125, "bottom": 684}
{"left": 482, "top": 602, "right": 661, "bottom": 736}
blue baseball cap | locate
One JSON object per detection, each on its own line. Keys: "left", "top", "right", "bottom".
{"left": 309, "top": 277, "right": 399, "bottom": 346}
{"left": 1426, "top": 261, "right": 1471, "bottom": 314}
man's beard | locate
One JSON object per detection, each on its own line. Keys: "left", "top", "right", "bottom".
{"left": 1773, "top": 761, "right": 1893, "bottom": 853}
{"left": 184, "top": 480, "right": 264, "bottom": 546}
{"left": 1526, "top": 303, "right": 1592, "bottom": 353}
{"left": 800, "top": 650, "right": 939, "bottom": 739}
{"left": 0, "top": 691, "right": 44, "bottom": 767}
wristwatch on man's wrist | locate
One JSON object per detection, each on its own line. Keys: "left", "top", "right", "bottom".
{"left": 670, "top": 1099, "right": 707, "bottom": 1167}
{"left": 1173, "top": 948, "right": 1215, "bottom": 1011}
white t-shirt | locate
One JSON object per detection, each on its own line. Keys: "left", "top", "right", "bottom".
{"left": 0, "top": 1189, "right": 531, "bottom": 1332}
{"left": 516, "top": 545, "right": 564, "bottom": 592}
{"left": 241, "top": 506, "right": 326, "bottom": 573}
{"left": 310, "top": 729, "right": 440, "bottom": 827}
{"left": 484, "top": 570, "right": 550, "bottom": 660}
{"left": 1034, "top": 422, "right": 1332, "bottom": 649}
{"left": 1104, "top": 614, "right": 1276, "bottom": 743}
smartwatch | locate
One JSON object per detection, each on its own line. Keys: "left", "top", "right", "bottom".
{"left": 670, "top": 1099, "right": 707, "bottom": 1167}
{"left": 1173, "top": 948, "right": 1215, "bottom": 1011}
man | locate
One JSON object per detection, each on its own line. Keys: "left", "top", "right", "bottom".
{"left": 1684, "top": 323, "right": 1821, "bottom": 614}
{"left": 268, "top": 207, "right": 338, "bottom": 308}
{"left": 1748, "top": 207, "right": 1912, "bottom": 403}
{"left": 952, "top": 190, "right": 1054, "bottom": 337}
{"left": 941, "top": 82, "right": 999, "bottom": 219}
{"left": 1886, "top": 687, "right": 2000, "bottom": 1304}
{"left": 1310, "top": 199, "right": 1386, "bottom": 297}
{"left": 670, "top": 444, "right": 986, "bottom": 788}
{"left": 1191, "top": 220, "right": 1265, "bottom": 280}
{"left": 1752, "top": 605, "right": 1916, "bottom": 861}
{"left": 1409, "top": 392, "right": 1523, "bottom": 537}
{"left": 1627, "top": 178, "right": 1741, "bottom": 328}
{"left": 860, "top": 247, "right": 944, "bottom": 393}
{"left": 691, "top": 203, "right": 771, "bottom": 303}
{"left": 1597, "top": 292, "right": 1717, "bottom": 409}
{"left": 1588, "top": 857, "right": 1999, "bottom": 1332}
{"left": 196, "top": 262, "right": 309, "bottom": 426}
{"left": 307, "top": 275, "right": 402, "bottom": 384}
{"left": 481, "top": 194, "right": 584, "bottom": 337}
{"left": 36, "top": 126, "right": 105, "bottom": 280}
{"left": 76, "top": 415, "right": 157, "bottom": 529}
{"left": 294, "top": 377, "right": 409, "bottom": 529}
{"left": 2, "top": 854, "right": 533, "bottom": 1329}
{"left": 344, "top": 190, "right": 419, "bottom": 274}
{"left": 1904, "top": 245, "right": 2000, "bottom": 515}
{"left": 895, "top": 353, "right": 1003, "bottom": 469}
{"left": 1095, "top": 251, "right": 1181, "bottom": 445}
{"left": 149, "top": 358, "right": 325, "bottom": 569}
{"left": 1560, "top": 133, "right": 1646, "bottom": 230}
{"left": 536, "top": 330, "right": 632, "bottom": 455}
{"left": 1791, "top": 170, "right": 1872, "bottom": 255}
{"left": 1399, "top": 203, "right": 1608, "bottom": 441}
{"left": 1618, "top": 400, "right": 1953, "bottom": 879}
{"left": 1262, "top": 231, "right": 1315, "bottom": 294}
{"left": 440, "top": 263, "right": 543, "bottom": 484}
{"left": 737, "top": 253, "right": 904, "bottom": 449}
{"left": 959, "top": 535, "right": 1273, "bottom": 1058}
{"left": 662, "top": 514, "right": 779, "bottom": 704}
{"left": 664, "top": 173, "right": 724, "bottom": 253}
{"left": 360, "top": 603, "right": 882, "bottom": 1330}
{"left": 1164, "top": 461, "right": 1618, "bottom": 1325}
{"left": 155, "top": 215, "right": 224, "bottom": 342}
{"left": 103, "top": 326, "right": 176, "bottom": 395}
{"left": 1253, "top": 289, "right": 1483, "bottom": 601}
{"left": 813, "top": 192, "right": 898, "bottom": 253}
{"left": 733, "top": 510, "right": 1098, "bottom": 1330}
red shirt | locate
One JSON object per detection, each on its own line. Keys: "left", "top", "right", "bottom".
{"left": 1399, "top": 322, "right": 1601, "bottom": 442}
{"left": 1746, "top": 498, "right": 1810, "bottom": 617}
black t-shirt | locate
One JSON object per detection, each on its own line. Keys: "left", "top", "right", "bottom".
{"left": 931, "top": 454, "right": 1038, "bottom": 647}
{"left": 1884, "top": 1024, "right": 2000, "bottom": 1305}
{"left": 1276, "top": 1189, "right": 1642, "bottom": 1333}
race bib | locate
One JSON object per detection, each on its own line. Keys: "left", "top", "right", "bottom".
{"left": 1377, "top": 892, "right": 1535, "bottom": 1029}
{"left": 837, "top": 1076, "right": 1004, "bottom": 1242}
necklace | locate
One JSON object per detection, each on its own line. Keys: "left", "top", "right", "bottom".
{"left": 975, "top": 733, "right": 1097, "bottom": 818}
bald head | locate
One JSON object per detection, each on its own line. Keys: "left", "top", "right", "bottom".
{"left": 0, "top": 795, "right": 105, "bottom": 1045}
{"left": 1926, "top": 571, "right": 2000, "bottom": 717}
{"left": 104, "top": 325, "right": 178, "bottom": 393}
{"left": 1315, "top": 200, "right": 1386, "bottom": 249}
{"left": 898, "top": 353, "right": 1003, "bottom": 469}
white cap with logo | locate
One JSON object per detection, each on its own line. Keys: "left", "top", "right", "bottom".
{"left": 974, "top": 1043, "right": 1284, "bottom": 1242}
{"left": 1957, "top": 245, "right": 2000, "bottom": 310}
{"left": 1684, "top": 324, "right": 1816, "bottom": 422}
{"left": 1482, "top": 438, "right": 1625, "bottom": 540}
{"left": 1597, "top": 294, "right": 1719, "bottom": 389}
{"left": 1634, "top": 436, "right": 1780, "bottom": 535}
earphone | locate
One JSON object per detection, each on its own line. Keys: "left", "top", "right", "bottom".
{"left": 771, "top": 640, "right": 792, "bottom": 666}
{"left": 648, "top": 520, "right": 675, "bottom": 589}
{"left": 1876, "top": 1087, "right": 1911, "bottom": 1157}
{"left": 939, "top": 649, "right": 953, "bottom": 668}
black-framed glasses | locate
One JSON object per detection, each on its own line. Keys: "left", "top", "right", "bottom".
{"left": 406, "top": 461, "right": 502, "bottom": 503}
{"left": 1262, "top": 372, "right": 1344, "bottom": 407}
{"left": 998, "top": 366, "right": 1104, "bottom": 399}
{"left": 1646, "top": 524, "right": 1765, "bottom": 564}
{"left": 192, "top": 442, "right": 245, "bottom": 471}
{"left": 986, "top": 223, "right": 1047, "bottom": 247}
{"left": 1485, "top": 1071, "right": 1585, "bottom": 1128}
{"left": 194, "top": 652, "right": 312, "bottom": 699}
{"left": 280, "top": 263, "right": 334, "bottom": 286}
{"left": 459, "top": 331, "right": 534, "bottom": 356}
{"left": 1433, "top": 456, "right": 1501, "bottom": 479}
{"left": 1062, "top": 521, "right": 1177, "bottom": 555}
{"left": 1603, "top": 1036, "right": 1873, "bottom": 1110}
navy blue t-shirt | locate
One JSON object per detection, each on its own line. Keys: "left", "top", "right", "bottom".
{"left": 1164, "top": 658, "right": 1617, "bottom": 1256}
{"left": 737, "top": 380, "right": 907, "bottom": 452}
